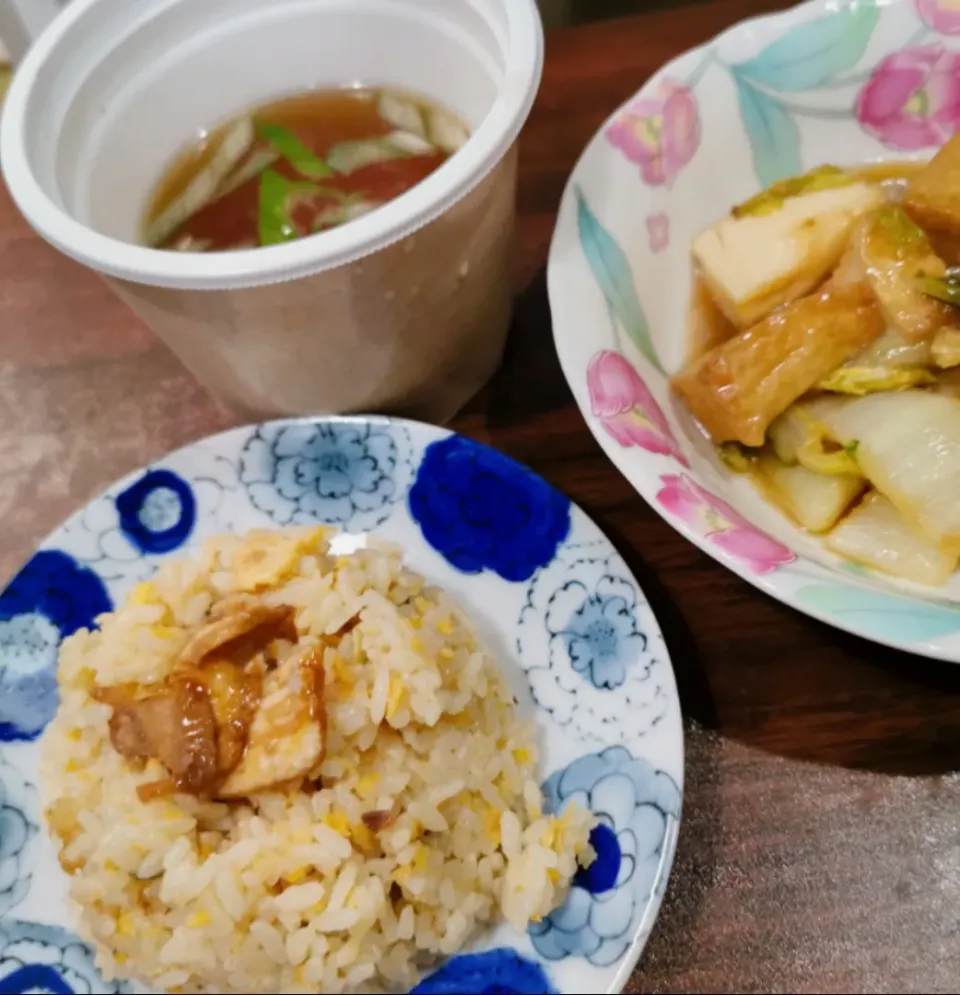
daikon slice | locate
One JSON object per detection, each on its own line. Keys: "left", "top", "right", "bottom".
{"left": 386, "top": 130, "right": 436, "bottom": 155}
{"left": 378, "top": 91, "right": 427, "bottom": 137}
{"left": 820, "top": 390, "right": 960, "bottom": 552}
{"left": 216, "top": 147, "right": 279, "bottom": 198}
{"left": 826, "top": 491, "right": 957, "bottom": 585}
{"left": 757, "top": 452, "right": 864, "bottom": 533}
{"left": 170, "top": 234, "right": 212, "bottom": 252}
{"left": 426, "top": 106, "right": 470, "bottom": 154}
{"left": 144, "top": 116, "right": 254, "bottom": 247}
{"left": 327, "top": 137, "right": 411, "bottom": 175}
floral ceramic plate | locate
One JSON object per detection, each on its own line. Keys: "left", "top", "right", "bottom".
{"left": 549, "top": 0, "right": 960, "bottom": 661}
{"left": 0, "top": 417, "right": 682, "bottom": 994}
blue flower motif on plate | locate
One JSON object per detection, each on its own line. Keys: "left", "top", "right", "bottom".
{"left": 114, "top": 469, "right": 197, "bottom": 555}
{"left": 529, "top": 746, "right": 681, "bottom": 967}
{"left": 0, "top": 550, "right": 112, "bottom": 742}
{"left": 518, "top": 541, "right": 666, "bottom": 745}
{"left": 409, "top": 436, "right": 571, "bottom": 583}
{"left": 0, "top": 921, "right": 132, "bottom": 994}
{"left": 240, "top": 421, "right": 415, "bottom": 532}
{"left": 0, "top": 758, "right": 37, "bottom": 917}
{"left": 560, "top": 577, "right": 644, "bottom": 690}
{"left": 55, "top": 456, "right": 239, "bottom": 594}
{"left": 410, "top": 949, "right": 557, "bottom": 994}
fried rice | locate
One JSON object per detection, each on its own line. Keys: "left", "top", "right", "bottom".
{"left": 40, "top": 527, "right": 593, "bottom": 994}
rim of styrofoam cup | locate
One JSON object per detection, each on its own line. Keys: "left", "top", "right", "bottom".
{"left": 0, "top": 0, "right": 544, "bottom": 291}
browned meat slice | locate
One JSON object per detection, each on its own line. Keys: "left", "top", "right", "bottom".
{"left": 192, "top": 660, "right": 263, "bottom": 771}
{"left": 178, "top": 604, "right": 296, "bottom": 669}
{"left": 216, "top": 647, "right": 326, "bottom": 799}
{"left": 94, "top": 603, "right": 327, "bottom": 802}
{"left": 96, "top": 679, "right": 221, "bottom": 796}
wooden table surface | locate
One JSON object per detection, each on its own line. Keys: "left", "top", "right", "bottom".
{"left": 4, "top": 3, "right": 960, "bottom": 993}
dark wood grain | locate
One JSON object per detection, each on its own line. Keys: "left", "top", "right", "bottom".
{"left": 3, "top": 5, "right": 960, "bottom": 994}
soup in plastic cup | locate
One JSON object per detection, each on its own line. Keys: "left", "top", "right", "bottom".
{"left": 0, "top": 0, "right": 544, "bottom": 422}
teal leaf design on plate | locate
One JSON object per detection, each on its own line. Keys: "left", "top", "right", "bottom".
{"left": 840, "top": 560, "right": 872, "bottom": 578}
{"left": 575, "top": 185, "right": 662, "bottom": 372}
{"left": 733, "top": 1, "right": 880, "bottom": 92}
{"left": 794, "top": 584, "right": 960, "bottom": 643}
{"left": 734, "top": 76, "right": 802, "bottom": 188}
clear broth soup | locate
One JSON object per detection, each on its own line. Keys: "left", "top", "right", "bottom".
{"left": 143, "top": 87, "right": 471, "bottom": 252}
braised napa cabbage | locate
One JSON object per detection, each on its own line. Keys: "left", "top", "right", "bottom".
{"left": 676, "top": 136, "right": 960, "bottom": 586}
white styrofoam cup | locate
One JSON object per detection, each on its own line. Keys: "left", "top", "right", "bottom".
{"left": 1, "top": 0, "right": 544, "bottom": 291}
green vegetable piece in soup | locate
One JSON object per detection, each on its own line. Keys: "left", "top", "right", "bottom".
{"left": 143, "top": 88, "right": 463, "bottom": 251}
{"left": 733, "top": 165, "right": 854, "bottom": 218}
{"left": 258, "top": 169, "right": 319, "bottom": 246}
{"left": 256, "top": 122, "right": 333, "bottom": 179}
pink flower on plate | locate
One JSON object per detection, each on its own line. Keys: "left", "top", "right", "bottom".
{"left": 646, "top": 213, "right": 670, "bottom": 253}
{"left": 605, "top": 79, "right": 701, "bottom": 186}
{"left": 856, "top": 45, "right": 960, "bottom": 150}
{"left": 587, "top": 350, "right": 688, "bottom": 465}
{"left": 915, "top": 0, "right": 960, "bottom": 36}
{"left": 657, "top": 473, "right": 796, "bottom": 576}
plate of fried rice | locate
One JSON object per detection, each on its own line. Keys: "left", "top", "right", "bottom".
{"left": 0, "top": 417, "right": 683, "bottom": 995}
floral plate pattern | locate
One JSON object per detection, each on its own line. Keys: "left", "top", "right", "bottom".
{"left": 0, "top": 417, "right": 683, "bottom": 995}
{"left": 549, "top": 0, "right": 960, "bottom": 661}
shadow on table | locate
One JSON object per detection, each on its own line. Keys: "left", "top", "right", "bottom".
{"left": 605, "top": 522, "right": 722, "bottom": 988}
{"left": 490, "top": 273, "right": 960, "bottom": 783}
{"left": 472, "top": 265, "right": 960, "bottom": 985}
{"left": 476, "top": 267, "right": 725, "bottom": 971}
{"left": 483, "top": 269, "right": 575, "bottom": 426}
{"left": 660, "top": 554, "right": 960, "bottom": 779}
{"left": 797, "top": 624, "right": 960, "bottom": 773}
{"left": 599, "top": 534, "right": 960, "bottom": 983}
{"left": 659, "top": 564, "right": 960, "bottom": 779}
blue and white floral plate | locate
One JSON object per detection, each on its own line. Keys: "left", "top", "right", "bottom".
{"left": 0, "top": 417, "right": 683, "bottom": 995}
{"left": 549, "top": 0, "right": 960, "bottom": 661}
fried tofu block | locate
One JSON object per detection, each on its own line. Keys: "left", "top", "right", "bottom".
{"left": 672, "top": 283, "right": 885, "bottom": 446}
{"left": 857, "top": 207, "right": 956, "bottom": 341}
{"left": 688, "top": 273, "right": 738, "bottom": 360}
{"left": 904, "top": 135, "right": 960, "bottom": 264}
{"left": 692, "top": 182, "right": 884, "bottom": 329}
